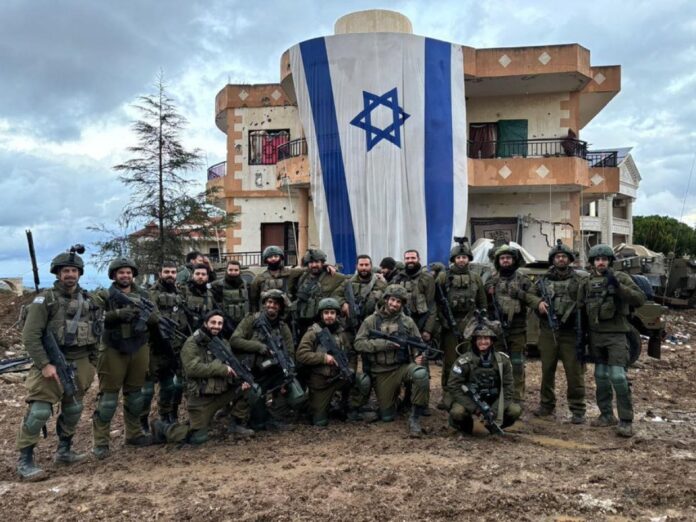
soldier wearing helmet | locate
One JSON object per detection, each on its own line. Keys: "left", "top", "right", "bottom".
{"left": 528, "top": 240, "right": 587, "bottom": 424}
{"left": 435, "top": 238, "right": 487, "bottom": 402}
{"left": 16, "top": 246, "right": 101, "bottom": 480}
{"left": 292, "top": 249, "right": 346, "bottom": 341}
{"left": 91, "top": 257, "right": 157, "bottom": 459}
{"left": 391, "top": 249, "right": 437, "bottom": 343}
{"left": 296, "top": 298, "right": 372, "bottom": 426}
{"left": 179, "top": 263, "right": 216, "bottom": 333}
{"left": 580, "top": 244, "right": 646, "bottom": 437}
{"left": 484, "top": 245, "right": 536, "bottom": 405}
{"left": 445, "top": 315, "right": 521, "bottom": 434}
{"left": 230, "top": 289, "right": 306, "bottom": 431}
{"left": 355, "top": 284, "right": 430, "bottom": 437}
{"left": 250, "top": 246, "right": 301, "bottom": 312}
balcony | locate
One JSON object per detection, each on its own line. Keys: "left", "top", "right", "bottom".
{"left": 207, "top": 161, "right": 227, "bottom": 180}
{"left": 276, "top": 138, "right": 310, "bottom": 189}
{"left": 467, "top": 138, "right": 587, "bottom": 160}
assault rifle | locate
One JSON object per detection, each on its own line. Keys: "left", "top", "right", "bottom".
{"left": 436, "top": 283, "right": 465, "bottom": 344}
{"left": 537, "top": 277, "right": 559, "bottom": 346}
{"left": 316, "top": 327, "right": 354, "bottom": 384}
{"left": 343, "top": 279, "right": 361, "bottom": 332}
{"left": 255, "top": 314, "right": 296, "bottom": 386}
{"left": 42, "top": 330, "right": 78, "bottom": 400}
{"left": 0, "top": 356, "right": 32, "bottom": 374}
{"left": 208, "top": 336, "right": 256, "bottom": 387}
{"left": 490, "top": 294, "right": 510, "bottom": 352}
{"left": 367, "top": 330, "right": 443, "bottom": 364}
{"left": 461, "top": 384, "right": 505, "bottom": 435}
{"left": 110, "top": 290, "right": 154, "bottom": 335}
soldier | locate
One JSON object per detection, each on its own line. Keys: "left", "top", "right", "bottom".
{"left": 445, "top": 319, "right": 521, "bottom": 434}
{"left": 347, "top": 255, "right": 387, "bottom": 332}
{"left": 436, "top": 241, "right": 487, "bottom": 400}
{"left": 230, "top": 290, "right": 306, "bottom": 430}
{"left": 250, "top": 246, "right": 302, "bottom": 312}
{"left": 485, "top": 245, "right": 537, "bottom": 404}
{"left": 211, "top": 259, "right": 251, "bottom": 337}
{"left": 92, "top": 258, "right": 156, "bottom": 459}
{"left": 179, "top": 264, "right": 216, "bottom": 332}
{"left": 529, "top": 241, "right": 587, "bottom": 424}
{"left": 379, "top": 257, "right": 398, "bottom": 284}
{"left": 292, "top": 249, "right": 346, "bottom": 340}
{"left": 140, "top": 261, "right": 188, "bottom": 433}
{"left": 580, "top": 244, "right": 646, "bottom": 437}
{"left": 295, "top": 298, "right": 371, "bottom": 426}
{"left": 392, "top": 250, "right": 437, "bottom": 343}
{"left": 16, "top": 249, "right": 101, "bottom": 480}
{"left": 151, "top": 310, "right": 254, "bottom": 445}
{"left": 176, "top": 251, "right": 202, "bottom": 284}
{"left": 354, "top": 285, "right": 430, "bottom": 437}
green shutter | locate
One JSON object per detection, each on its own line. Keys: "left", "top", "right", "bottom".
{"left": 496, "top": 119, "right": 528, "bottom": 158}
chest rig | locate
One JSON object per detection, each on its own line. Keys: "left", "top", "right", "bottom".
{"left": 296, "top": 273, "right": 324, "bottom": 320}
{"left": 585, "top": 274, "right": 617, "bottom": 325}
{"left": 445, "top": 271, "right": 477, "bottom": 316}
{"left": 221, "top": 281, "right": 250, "bottom": 324}
{"left": 46, "top": 289, "right": 101, "bottom": 349}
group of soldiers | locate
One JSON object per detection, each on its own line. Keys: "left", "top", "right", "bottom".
{"left": 15, "top": 239, "right": 646, "bottom": 481}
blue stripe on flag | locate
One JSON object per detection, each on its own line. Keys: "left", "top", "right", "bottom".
{"left": 300, "top": 38, "right": 357, "bottom": 273}
{"left": 424, "top": 39, "right": 454, "bottom": 264}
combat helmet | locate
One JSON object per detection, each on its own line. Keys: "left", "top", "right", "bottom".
{"left": 548, "top": 239, "right": 576, "bottom": 264}
{"left": 108, "top": 257, "right": 139, "bottom": 279}
{"left": 302, "top": 248, "right": 327, "bottom": 266}
{"left": 50, "top": 244, "right": 85, "bottom": 275}
{"left": 317, "top": 298, "right": 341, "bottom": 314}
{"left": 262, "top": 245, "right": 285, "bottom": 262}
{"left": 261, "top": 289, "right": 289, "bottom": 310}
{"left": 449, "top": 236, "right": 473, "bottom": 262}
{"left": 493, "top": 245, "right": 524, "bottom": 270}
{"left": 588, "top": 244, "right": 615, "bottom": 265}
{"left": 383, "top": 284, "right": 408, "bottom": 304}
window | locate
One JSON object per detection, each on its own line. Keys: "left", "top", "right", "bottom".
{"left": 249, "top": 129, "right": 290, "bottom": 165}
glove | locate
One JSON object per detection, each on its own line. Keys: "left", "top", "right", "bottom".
{"left": 606, "top": 273, "right": 619, "bottom": 288}
{"left": 255, "top": 342, "right": 270, "bottom": 356}
{"left": 116, "top": 308, "right": 137, "bottom": 322}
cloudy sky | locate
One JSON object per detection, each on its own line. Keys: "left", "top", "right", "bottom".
{"left": 1, "top": 0, "right": 694, "bottom": 288}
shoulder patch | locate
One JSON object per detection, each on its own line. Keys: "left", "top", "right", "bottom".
{"left": 32, "top": 296, "right": 45, "bottom": 304}
{"left": 452, "top": 365, "right": 463, "bottom": 374}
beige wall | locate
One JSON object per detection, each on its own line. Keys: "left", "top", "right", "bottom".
{"left": 232, "top": 195, "right": 302, "bottom": 252}
{"left": 466, "top": 92, "right": 570, "bottom": 139}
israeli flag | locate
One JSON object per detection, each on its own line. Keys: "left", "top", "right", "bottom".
{"left": 290, "top": 33, "right": 467, "bottom": 273}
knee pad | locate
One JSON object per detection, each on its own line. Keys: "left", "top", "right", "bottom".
{"left": 608, "top": 365, "right": 627, "bottom": 384}
{"left": 141, "top": 380, "right": 155, "bottom": 399}
{"left": 505, "top": 402, "right": 522, "bottom": 420}
{"left": 312, "top": 413, "right": 329, "bottom": 427}
{"left": 449, "top": 403, "right": 467, "bottom": 422}
{"left": 510, "top": 352, "right": 525, "bottom": 365}
{"left": 95, "top": 392, "right": 119, "bottom": 423}
{"left": 410, "top": 366, "right": 429, "bottom": 384}
{"left": 380, "top": 406, "right": 396, "bottom": 422}
{"left": 187, "top": 429, "right": 209, "bottom": 445}
{"left": 594, "top": 363, "right": 610, "bottom": 381}
{"left": 123, "top": 390, "right": 145, "bottom": 417}
{"left": 286, "top": 379, "right": 307, "bottom": 408}
{"left": 23, "top": 401, "right": 52, "bottom": 436}
{"left": 354, "top": 373, "right": 371, "bottom": 396}
{"left": 58, "top": 401, "right": 84, "bottom": 432}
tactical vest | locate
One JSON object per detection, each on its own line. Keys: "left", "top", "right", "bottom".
{"left": 46, "top": 289, "right": 101, "bottom": 350}
{"left": 368, "top": 313, "right": 411, "bottom": 367}
{"left": 188, "top": 330, "right": 231, "bottom": 396}
{"left": 394, "top": 273, "right": 429, "bottom": 316}
{"left": 458, "top": 352, "right": 505, "bottom": 403}
{"left": 151, "top": 287, "right": 188, "bottom": 348}
{"left": 308, "top": 323, "right": 344, "bottom": 381}
{"left": 352, "top": 276, "right": 382, "bottom": 320}
{"left": 105, "top": 286, "right": 149, "bottom": 353}
{"left": 585, "top": 275, "right": 618, "bottom": 325}
{"left": 296, "top": 273, "right": 324, "bottom": 320}
{"left": 541, "top": 275, "right": 578, "bottom": 326}
{"left": 259, "top": 271, "right": 289, "bottom": 293}
{"left": 221, "top": 282, "right": 250, "bottom": 324}
{"left": 446, "top": 272, "right": 477, "bottom": 316}
{"left": 183, "top": 286, "right": 214, "bottom": 330}
{"left": 494, "top": 273, "right": 526, "bottom": 323}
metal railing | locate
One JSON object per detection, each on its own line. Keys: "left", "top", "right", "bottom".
{"left": 467, "top": 138, "right": 588, "bottom": 159}
{"left": 277, "top": 138, "right": 308, "bottom": 161}
{"left": 586, "top": 151, "right": 618, "bottom": 167}
{"left": 207, "top": 161, "right": 226, "bottom": 180}
{"left": 219, "top": 250, "right": 298, "bottom": 267}
{"left": 249, "top": 131, "right": 290, "bottom": 165}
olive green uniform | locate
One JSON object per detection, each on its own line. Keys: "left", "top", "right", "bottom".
{"left": 141, "top": 280, "right": 188, "bottom": 426}
{"left": 580, "top": 269, "right": 646, "bottom": 422}
{"left": 157, "top": 330, "right": 252, "bottom": 444}
{"left": 92, "top": 284, "right": 156, "bottom": 447}
{"left": 528, "top": 267, "right": 587, "bottom": 416}
{"left": 17, "top": 282, "right": 100, "bottom": 449}
{"left": 293, "top": 271, "right": 346, "bottom": 337}
{"left": 250, "top": 267, "right": 304, "bottom": 312}
{"left": 211, "top": 275, "right": 252, "bottom": 335}
{"left": 348, "top": 273, "right": 387, "bottom": 326}
{"left": 392, "top": 268, "right": 437, "bottom": 336}
{"left": 231, "top": 312, "right": 306, "bottom": 429}
{"left": 354, "top": 307, "right": 429, "bottom": 421}
{"left": 485, "top": 271, "right": 537, "bottom": 402}
{"left": 436, "top": 266, "right": 487, "bottom": 388}
{"left": 446, "top": 348, "right": 521, "bottom": 430}
{"left": 296, "top": 323, "right": 370, "bottom": 425}
{"left": 179, "top": 281, "right": 216, "bottom": 332}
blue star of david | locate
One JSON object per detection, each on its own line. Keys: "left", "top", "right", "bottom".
{"left": 350, "top": 87, "right": 410, "bottom": 151}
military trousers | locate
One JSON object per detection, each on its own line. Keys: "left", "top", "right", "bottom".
{"left": 372, "top": 363, "right": 429, "bottom": 421}
{"left": 441, "top": 326, "right": 468, "bottom": 389}
{"left": 162, "top": 387, "right": 240, "bottom": 444}
{"left": 497, "top": 331, "right": 526, "bottom": 403}
{"left": 449, "top": 399, "right": 521, "bottom": 430}
{"left": 590, "top": 331, "right": 633, "bottom": 421}
{"left": 141, "top": 349, "right": 182, "bottom": 422}
{"left": 538, "top": 327, "right": 586, "bottom": 415}
{"left": 17, "top": 356, "right": 95, "bottom": 450}
{"left": 93, "top": 343, "right": 149, "bottom": 446}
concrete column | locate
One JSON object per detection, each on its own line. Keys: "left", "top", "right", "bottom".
{"left": 603, "top": 195, "right": 614, "bottom": 246}
{"left": 297, "top": 188, "right": 309, "bottom": 256}
{"left": 626, "top": 198, "right": 634, "bottom": 244}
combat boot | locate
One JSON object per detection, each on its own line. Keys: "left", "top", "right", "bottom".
{"left": 17, "top": 446, "right": 46, "bottom": 481}
{"left": 590, "top": 414, "right": 618, "bottom": 427}
{"left": 125, "top": 434, "right": 152, "bottom": 447}
{"left": 151, "top": 420, "right": 169, "bottom": 444}
{"left": 227, "top": 418, "right": 255, "bottom": 438}
{"left": 571, "top": 412, "right": 586, "bottom": 425}
{"left": 408, "top": 406, "right": 425, "bottom": 438}
{"left": 54, "top": 436, "right": 87, "bottom": 465}
{"left": 92, "top": 445, "right": 110, "bottom": 460}
{"left": 265, "top": 418, "right": 291, "bottom": 432}
{"left": 139, "top": 415, "right": 150, "bottom": 435}
{"left": 616, "top": 420, "right": 634, "bottom": 438}
{"left": 533, "top": 406, "right": 554, "bottom": 418}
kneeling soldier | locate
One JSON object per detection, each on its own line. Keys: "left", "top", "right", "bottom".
{"left": 16, "top": 247, "right": 100, "bottom": 480}
{"left": 152, "top": 310, "right": 255, "bottom": 444}
{"left": 446, "top": 318, "right": 521, "bottom": 434}
{"left": 296, "top": 298, "right": 370, "bottom": 426}
{"left": 355, "top": 285, "right": 430, "bottom": 437}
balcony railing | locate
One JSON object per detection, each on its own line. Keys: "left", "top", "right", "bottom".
{"left": 207, "top": 161, "right": 226, "bottom": 180}
{"left": 277, "top": 138, "right": 308, "bottom": 161}
{"left": 467, "top": 138, "right": 588, "bottom": 159}
{"left": 219, "top": 250, "right": 298, "bottom": 267}
{"left": 586, "top": 151, "right": 618, "bottom": 167}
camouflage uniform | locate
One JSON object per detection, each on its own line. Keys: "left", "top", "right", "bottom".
{"left": 211, "top": 274, "right": 252, "bottom": 336}
{"left": 392, "top": 267, "right": 437, "bottom": 337}
{"left": 179, "top": 280, "right": 216, "bottom": 333}
{"left": 250, "top": 246, "right": 304, "bottom": 312}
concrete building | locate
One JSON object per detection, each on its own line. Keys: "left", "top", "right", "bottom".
{"left": 207, "top": 9, "right": 639, "bottom": 263}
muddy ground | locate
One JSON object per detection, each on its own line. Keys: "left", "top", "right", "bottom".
{"left": 0, "top": 291, "right": 694, "bottom": 521}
